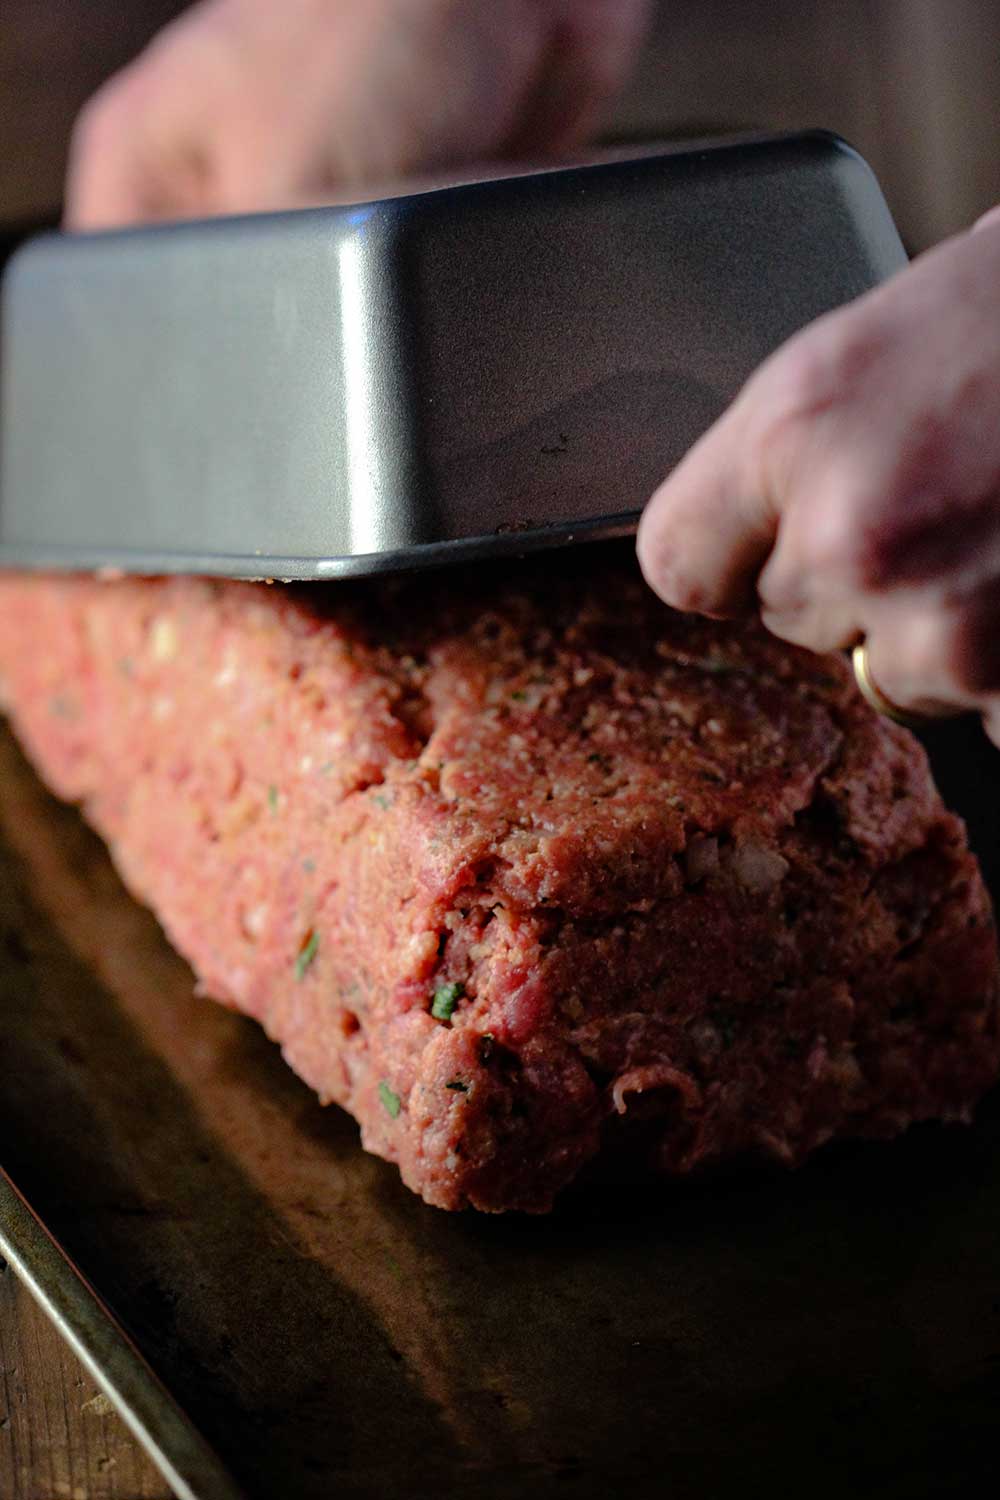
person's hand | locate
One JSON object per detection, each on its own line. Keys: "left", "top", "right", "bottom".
{"left": 65, "top": 0, "right": 650, "bottom": 229}
{"left": 637, "top": 211, "right": 1000, "bottom": 744}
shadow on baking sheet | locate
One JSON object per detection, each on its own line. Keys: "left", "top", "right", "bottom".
{"left": 1, "top": 720, "right": 999, "bottom": 1500}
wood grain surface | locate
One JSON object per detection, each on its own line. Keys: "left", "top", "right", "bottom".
{"left": 0, "top": 1262, "right": 171, "bottom": 1500}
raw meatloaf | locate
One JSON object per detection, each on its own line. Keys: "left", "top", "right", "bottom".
{"left": 0, "top": 550, "right": 997, "bottom": 1212}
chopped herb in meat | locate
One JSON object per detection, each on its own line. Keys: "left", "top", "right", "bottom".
{"left": 294, "top": 930, "right": 319, "bottom": 981}
{"left": 712, "top": 1007, "right": 737, "bottom": 1049}
{"left": 267, "top": 784, "right": 279, "bottom": 812}
{"left": 379, "top": 1081, "right": 402, "bottom": 1117}
{"left": 431, "top": 981, "right": 464, "bottom": 1021}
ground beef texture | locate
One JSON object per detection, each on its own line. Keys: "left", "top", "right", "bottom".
{"left": 0, "top": 552, "right": 996, "bottom": 1212}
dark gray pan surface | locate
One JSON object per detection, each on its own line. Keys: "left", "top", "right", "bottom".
{"left": 0, "top": 133, "right": 905, "bottom": 580}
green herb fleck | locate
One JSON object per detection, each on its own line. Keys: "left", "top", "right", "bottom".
{"left": 446, "top": 1080, "right": 469, "bottom": 1093}
{"left": 379, "top": 1081, "right": 401, "bottom": 1118}
{"left": 712, "top": 1008, "right": 737, "bottom": 1049}
{"left": 302, "top": 857, "right": 316, "bottom": 874}
{"left": 431, "top": 981, "right": 464, "bottom": 1021}
{"left": 372, "top": 791, "right": 391, "bottom": 810}
{"left": 510, "top": 689, "right": 527, "bottom": 702}
{"left": 267, "top": 784, "right": 279, "bottom": 812}
{"left": 294, "top": 930, "right": 319, "bottom": 981}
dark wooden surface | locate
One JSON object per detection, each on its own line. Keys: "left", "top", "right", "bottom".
{"left": 0, "top": 1262, "right": 171, "bottom": 1499}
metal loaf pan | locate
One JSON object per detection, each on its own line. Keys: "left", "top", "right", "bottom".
{"left": 0, "top": 132, "right": 906, "bottom": 581}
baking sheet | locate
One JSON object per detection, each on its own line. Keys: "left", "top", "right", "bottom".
{"left": 2, "top": 716, "right": 1000, "bottom": 1500}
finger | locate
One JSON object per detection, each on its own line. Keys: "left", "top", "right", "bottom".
{"left": 853, "top": 586, "right": 1000, "bottom": 720}
{"left": 682, "top": 222, "right": 1000, "bottom": 629}
{"left": 64, "top": 48, "right": 218, "bottom": 230}
{"left": 636, "top": 394, "right": 779, "bottom": 617}
{"left": 759, "top": 599, "right": 863, "bottom": 654}
{"left": 64, "top": 0, "right": 223, "bottom": 230}
{"left": 636, "top": 292, "right": 873, "bottom": 619}
{"left": 64, "top": 82, "right": 150, "bottom": 229}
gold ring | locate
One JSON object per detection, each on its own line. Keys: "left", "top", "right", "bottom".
{"left": 851, "top": 639, "right": 925, "bottom": 726}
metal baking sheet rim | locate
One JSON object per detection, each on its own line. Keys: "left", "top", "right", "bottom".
{"left": 0, "top": 1165, "right": 246, "bottom": 1500}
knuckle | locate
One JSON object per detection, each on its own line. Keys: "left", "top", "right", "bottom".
{"left": 69, "top": 91, "right": 117, "bottom": 157}
{"left": 814, "top": 498, "right": 867, "bottom": 582}
{"left": 762, "top": 327, "right": 835, "bottom": 417}
{"left": 750, "top": 311, "right": 894, "bottom": 497}
{"left": 789, "top": 452, "right": 910, "bottom": 597}
{"left": 759, "top": 306, "right": 888, "bottom": 425}
{"left": 745, "top": 341, "right": 870, "bottom": 537}
{"left": 822, "top": 311, "right": 893, "bottom": 393}
{"left": 70, "top": 71, "right": 144, "bottom": 157}
{"left": 796, "top": 478, "right": 873, "bottom": 591}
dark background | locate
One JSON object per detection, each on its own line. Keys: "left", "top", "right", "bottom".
{"left": 2, "top": 0, "right": 999, "bottom": 248}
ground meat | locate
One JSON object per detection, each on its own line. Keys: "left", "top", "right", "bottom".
{"left": 0, "top": 548, "right": 996, "bottom": 1212}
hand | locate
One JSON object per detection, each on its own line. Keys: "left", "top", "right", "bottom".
{"left": 637, "top": 212, "right": 1000, "bottom": 744}
{"left": 65, "top": 0, "right": 650, "bottom": 229}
